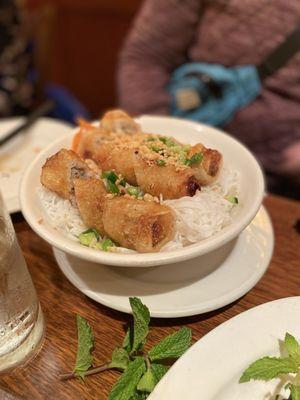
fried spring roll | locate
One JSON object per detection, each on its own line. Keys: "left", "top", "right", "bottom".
{"left": 75, "top": 131, "right": 139, "bottom": 184}
{"left": 102, "top": 197, "right": 175, "bottom": 252}
{"left": 40, "top": 149, "right": 90, "bottom": 200}
{"left": 74, "top": 177, "right": 107, "bottom": 236}
{"left": 188, "top": 144, "right": 222, "bottom": 185}
{"left": 101, "top": 109, "right": 141, "bottom": 135}
{"left": 133, "top": 153, "right": 200, "bottom": 200}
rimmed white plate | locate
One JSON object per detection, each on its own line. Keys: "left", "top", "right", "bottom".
{"left": 0, "top": 117, "right": 71, "bottom": 213}
{"left": 148, "top": 296, "right": 300, "bottom": 399}
{"left": 53, "top": 205, "right": 273, "bottom": 318}
{"left": 21, "top": 116, "right": 265, "bottom": 267}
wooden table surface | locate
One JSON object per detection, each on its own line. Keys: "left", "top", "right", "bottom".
{"left": 0, "top": 195, "right": 300, "bottom": 400}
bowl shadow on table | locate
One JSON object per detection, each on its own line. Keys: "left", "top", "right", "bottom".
{"left": 64, "top": 237, "right": 237, "bottom": 297}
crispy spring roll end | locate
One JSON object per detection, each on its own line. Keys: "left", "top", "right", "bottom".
{"left": 40, "top": 149, "right": 90, "bottom": 200}
{"left": 187, "top": 176, "right": 201, "bottom": 196}
{"left": 189, "top": 144, "right": 223, "bottom": 185}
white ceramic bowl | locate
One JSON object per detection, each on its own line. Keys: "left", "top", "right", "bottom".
{"left": 20, "top": 116, "right": 265, "bottom": 267}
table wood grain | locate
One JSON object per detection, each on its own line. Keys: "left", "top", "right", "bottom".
{"left": 0, "top": 195, "right": 299, "bottom": 400}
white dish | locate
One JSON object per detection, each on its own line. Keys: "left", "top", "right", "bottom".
{"left": 20, "top": 116, "right": 265, "bottom": 267}
{"left": 149, "top": 296, "right": 300, "bottom": 400}
{"left": 53, "top": 206, "right": 273, "bottom": 317}
{"left": 0, "top": 117, "right": 71, "bottom": 213}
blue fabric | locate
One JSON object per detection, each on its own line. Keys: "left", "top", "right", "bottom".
{"left": 168, "top": 63, "right": 262, "bottom": 127}
{"left": 44, "top": 83, "right": 90, "bottom": 125}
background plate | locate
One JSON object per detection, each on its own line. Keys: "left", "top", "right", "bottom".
{"left": 53, "top": 205, "right": 274, "bottom": 318}
{"left": 0, "top": 117, "right": 71, "bottom": 213}
{"left": 148, "top": 296, "right": 300, "bottom": 399}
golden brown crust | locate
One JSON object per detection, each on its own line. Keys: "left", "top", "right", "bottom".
{"left": 74, "top": 178, "right": 107, "bottom": 236}
{"left": 76, "top": 130, "right": 141, "bottom": 185}
{"left": 40, "top": 149, "right": 90, "bottom": 200}
{"left": 102, "top": 196, "right": 175, "bottom": 252}
{"left": 100, "top": 109, "right": 141, "bottom": 135}
{"left": 188, "top": 144, "right": 223, "bottom": 185}
{"left": 133, "top": 153, "right": 200, "bottom": 199}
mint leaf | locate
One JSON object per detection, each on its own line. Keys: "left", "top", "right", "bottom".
{"left": 137, "top": 363, "right": 169, "bottom": 394}
{"left": 109, "top": 357, "right": 146, "bottom": 400}
{"left": 129, "top": 298, "right": 150, "bottom": 352}
{"left": 285, "top": 333, "right": 300, "bottom": 364}
{"left": 122, "top": 327, "right": 133, "bottom": 353}
{"left": 137, "top": 368, "right": 156, "bottom": 393}
{"left": 109, "top": 348, "right": 130, "bottom": 370}
{"left": 74, "top": 315, "right": 94, "bottom": 379}
{"left": 148, "top": 327, "right": 192, "bottom": 361}
{"left": 130, "top": 393, "right": 148, "bottom": 400}
{"left": 151, "top": 363, "right": 169, "bottom": 384}
{"left": 289, "top": 384, "right": 300, "bottom": 400}
{"left": 239, "top": 357, "right": 299, "bottom": 383}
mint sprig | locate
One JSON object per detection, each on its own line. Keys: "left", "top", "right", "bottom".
{"left": 239, "top": 356, "right": 298, "bottom": 382}
{"left": 289, "top": 384, "right": 300, "bottom": 400}
{"left": 240, "top": 332, "right": 300, "bottom": 399}
{"left": 148, "top": 327, "right": 191, "bottom": 361}
{"left": 73, "top": 315, "right": 94, "bottom": 379}
{"left": 108, "top": 348, "right": 130, "bottom": 371}
{"left": 60, "top": 297, "right": 192, "bottom": 399}
{"left": 108, "top": 357, "right": 146, "bottom": 400}
{"left": 130, "top": 297, "right": 150, "bottom": 352}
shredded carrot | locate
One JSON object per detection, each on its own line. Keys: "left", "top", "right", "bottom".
{"left": 76, "top": 117, "right": 94, "bottom": 130}
{"left": 72, "top": 128, "right": 83, "bottom": 152}
{"left": 72, "top": 118, "right": 95, "bottom": 151}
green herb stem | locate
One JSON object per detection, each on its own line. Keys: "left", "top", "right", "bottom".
{"left": 144, "top": 354, "right": 151, "bottom": 370}
{"left": 59, "top": 362, "right": 111, "bottom": 381}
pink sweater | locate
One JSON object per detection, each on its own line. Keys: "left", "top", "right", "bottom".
{"left": 118, "top": 0, "right": 300, "bottom": 172}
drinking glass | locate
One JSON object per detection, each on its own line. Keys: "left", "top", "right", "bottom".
{"left": 0, "top": 191, "right": 45, "bottom": 372}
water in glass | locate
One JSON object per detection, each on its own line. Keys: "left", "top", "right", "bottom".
{"left": 0, "top": 193, "right": 44, "bottom": 372}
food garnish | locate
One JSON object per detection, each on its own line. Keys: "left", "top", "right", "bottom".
{"left": 59, "top": 297, "right": 192, "bottom": 399}
{"left": 225, "top": 195, "right": 239, "bottom": 204}
{"left": 240, "top": 332, "right": 300, "bottom": 399}
{"left": 106, "top": 180, "right": 120, "bottom": 194}
{"left": 101, "top": 238, "right": 115, "bottom": 252}
{"left": 156, "top": 159, "right": 166, "bottom": 167}
{"left": 185, "top": 152, "right": 203, "bottom": 166}
{"left": 78, "top": 228, "right": 116, "bottom": 251}
{"left": 126, "top": 186, "right": 143, "bottom": 197}
{"left": 78, "top": 228, "right": 100, "bottom": 246}
{"left": 101, "top": 171, "right": 119, "bottom": 183}
{"left": 74, "top": 315, "right": 94, "bottom": 379}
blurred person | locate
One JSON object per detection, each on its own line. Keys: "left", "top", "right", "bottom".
{"left": 118, "top": 0, "right": 300, "bottom": 199}
{"left": 0, "top": 0, "right": 34, "bottom": 117}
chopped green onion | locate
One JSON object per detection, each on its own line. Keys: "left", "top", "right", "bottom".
{"left": 101, "top": 171, "right": 118, "bottom": 183}
{"left": 127, "top": 186, "right": 142, "bottom": 197}
{"left": 119, "top": 178, "right": 126, "bottom": 187}
{"left": 106, "top": 180, "right": 120, "bottom": 194}
{"left": 149, "top": 145, "right": 162, "bottom": 153}
{"left": 156, "top": 159, "right": 166, "bottom": 166}
{"left": 183, "top": 144, "right": 191, "bottom": 152}
{"left": 158, "top": 136, "right": 167, "bottom": 144}
{"left": 102, "top": 238, "right": 115, "bottom": 252}
{"left": 159, "top": 136, "right": 176, "bottom": 147}
{"left": 169, "top": 145, "right": 182, "bottom": 154}
{"left": 78, "top": 228, "right": 100, "bottom": 246}
{"left": 146, "top": 137, "right": 156, "bottom": 142}
{"left": 225, "top": 195, "right": 239, "bottom": 204}
{"left": 178, "top": 153, "right": 187, "bottom": 164}
{"left": 185, "top": 152, "right": 203, "bottom": 166}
